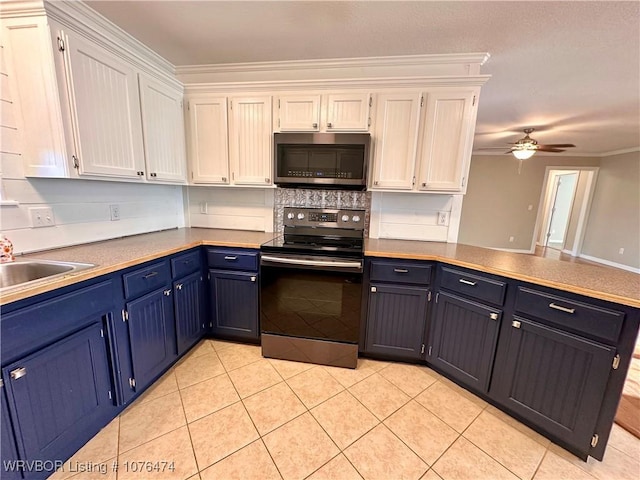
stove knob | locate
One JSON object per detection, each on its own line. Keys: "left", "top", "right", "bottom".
{"left": 297, "top": 213, "right": 305, "bottom": 220}
{"left": 341, "top": 215, "right": 350, "bottom": 222}
{"left": 287, "top": 212, "right": 295, "bottom": 220}
{"left": 352, "top": 215, "right": 361, "bottom": 222}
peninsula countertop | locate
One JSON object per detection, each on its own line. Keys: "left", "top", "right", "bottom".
{"left": 1, "top": 228, "right": 638, "bottom": 308}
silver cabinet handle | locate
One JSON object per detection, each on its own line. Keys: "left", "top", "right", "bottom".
{"left": 250, "top": 276, "right": 256, "bottom": 282}
{"left": 163, "top": 289, "right": 171, "bottom": 296}
{"left": 459, "top": 279, "right": 477, "bottom": 286}
{"left": 224, "top": 256, "right": 237, "bottom": 261}
{"left": 312, "top": 123, "right": 318, "bottom": 128}
{"left": 327, "top": 122, "right": 333, "bottom": 128}
{"left": 374, "top": 181, "right": 379, "bottom": 186}
{"left": 371, "top": 286, "right": 377, "bottom": 293}
{"left": 222, "top": 177, "right": 227, "bottom": 182}
{"left": 489, "top": 313, "right": 499, "bottom": 320}
{"left": 10, "top": 368, "right": 26, "bottom": 380}
{"left": 265, "top": 178, "right": 270, "bottom": 183}
{"left": 549, "top": 303, "right": 575, "bottom": 314}
{"left": 176, "top": 283, "right": 183, "bottom": 290}
{"left": 512, "top": 320, "right": 521, "bottom": 329}
{"left": 143, "top": 271, "right": 159, "bottom": 279}
{"left": 393, "top": 268, "right": 409, "bottom": 273}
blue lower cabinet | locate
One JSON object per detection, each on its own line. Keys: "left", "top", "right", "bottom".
{"left": 2, "top": 323, "right": 114, "bottom": 479}
{"left": 126, "top": 288, "right": 177, "bottom": 393}
{"left": 1, "top": 378, "right": 21, "bottom": 480}
{"left": 365, "top": 284, "right": 429, "bottom": 359}
{"left": 209, "top": 269, "right": 259, "bottom": 341}
{"left": 174, "top": 271, "right": 206, "bottom": 355}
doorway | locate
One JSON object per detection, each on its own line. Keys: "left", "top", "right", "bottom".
{"left": 533, "top": 167, "right": 599, "bottom": 257}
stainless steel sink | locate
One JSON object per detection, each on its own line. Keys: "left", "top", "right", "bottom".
{"left": 0, "top": 259, "right": 95, "bottom": 291}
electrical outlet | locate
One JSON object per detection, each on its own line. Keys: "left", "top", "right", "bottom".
{"left": 109, "top": 204, "right": 120, "bottom": 221}
{"left": 527, "top": 204, "right": 533, "bottom": 211}
{"left": 509, "top": 236, "right": 515, "bottom": 243}
{"left": 29, "top": 207, "right": 55, "bottom": 228}
{"left": 619, "top": 247, "right": 625, "bottom": 255}
{"left": 200, "top": 202, "right": 208, "bottom": 214}
{"left": 437, "top": 211, "right": 449, "bottom": 226}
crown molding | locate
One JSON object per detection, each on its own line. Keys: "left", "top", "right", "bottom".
{"left": 38, "top": 0, "right": 181, "bottom": 89}
{"left": 0, "top": 0, "right": 45, "bottom": 17}
{"left": 183, "top": 75, "right": 491, "bottom": 94}
{"left": 176, "top": 53, "right": 491, "bottom": 76}
{"left": 597, "top": 147, "right": 640, "bottom": 157}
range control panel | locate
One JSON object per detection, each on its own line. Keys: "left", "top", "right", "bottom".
{"left": 283, "top": 207, "right": 365, "bottom": 230}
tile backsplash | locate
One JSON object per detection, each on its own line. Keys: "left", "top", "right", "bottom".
{"left": 274, "top": 188, "right": 371, "bottom": 234}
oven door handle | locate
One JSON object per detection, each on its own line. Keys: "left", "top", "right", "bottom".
{"left": 261, "top": 255, "right": 362, "bottom": 270}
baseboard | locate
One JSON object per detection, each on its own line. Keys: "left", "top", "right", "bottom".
{"left": 579, "top": 254, "right": 640, "bottom": 274}
{"left": 490, "top": 247, "right": 535, "bottom": 254}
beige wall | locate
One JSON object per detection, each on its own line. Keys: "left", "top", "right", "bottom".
{"left": 458, "top": 155, "right": 600, "bottom": 251}
{"left": 581, "top": 151, "right": 640, "bottom": 269}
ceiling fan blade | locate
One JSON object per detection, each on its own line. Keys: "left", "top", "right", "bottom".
{"left": 537, "top": 143, "right": 576, "bottom": 148}
{"left": 503, "top": 151, "right": 514, "bottom": 154}
{"left": 476, "top": 147, "right": 511, "bottom": 150}
{"left": 536, "top": 147, "right": 565, "bottom": 153}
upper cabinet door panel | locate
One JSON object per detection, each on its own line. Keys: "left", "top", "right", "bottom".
{"left": 326, "top": 93, "right": 370, "bottom": 131}
{"left": 417, "top": 90, "right": 476, "bottom": 191}
{"left": 229, "top": 96, "right": 273, "bottom": 186}
{"left": 138, "top": 75, "right": 186, "bottom": 183}
{"left": 370, "top": 93, "right": 421, "bottom": 190}
{"left": 62, "top": 29, "right": 145, "bottom": 179}
{"left": 187, "top": 97, "right": 229, "bottom": 184}
{"left": 278, "top": 94, "right": 320, "bottom": 131}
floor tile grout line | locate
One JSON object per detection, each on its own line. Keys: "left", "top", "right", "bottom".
{"left": 257, "top": 437, "right": 285, "bottom": 480}
{"left": 175, "top": 375, "right": 201, "bottom": 477}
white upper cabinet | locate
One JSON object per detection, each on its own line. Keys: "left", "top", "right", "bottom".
{"left": 1, "top": 16, "right": 68, "bottom": 177}
{"left": 61, "top": 28, "right": 145, "bottom": 179}
{"left": 187, "top": 96, "right": 230, "bottom": 184}
{"left": 275, "top": 92, "right": 371, "bottom": 132}
{"left": 138, "top": 75, "right": 186, "bottom": 183}
{"left": 229, "top": 96, "right": 273, "bottom": 185}
{"left": 326, "top": 93, "right": 371, "bottom": 131}
{"left": 277, "top": 95, "right": 320, "bottom": 131}
{"left": 370, "top": 92, "right": 421, "bottom": 190}
{"left": 416, "top": 89, "right": 477, "bottom": 191}
{"left": 370, "top": 88, "right": 479, "bottom": 193}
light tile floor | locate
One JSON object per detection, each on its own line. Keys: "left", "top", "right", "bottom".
{"left": 50, "top": 340, "right": 640, "bottom": 480}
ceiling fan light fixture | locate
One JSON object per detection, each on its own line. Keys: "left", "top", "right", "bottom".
{"left": 512, "top": 149, "right": 536, "bottom": 160}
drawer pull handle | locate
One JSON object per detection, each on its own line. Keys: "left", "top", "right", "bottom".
{"left": 224, "top": 256, "right": 238, "bottom": 261}
{"left": 394, "top": 268, "right": 409, "bottom": 273}
{"left": 143, "top": 271, "right": 159, "bottom": 279}
{"left": 10, "top": 368, "right": 26, "bottom": 380}
{"left": 489, "top": 313, "right": 499, "bottom": 320}
{"left": 549, "top": 303, "right": 575, "bottom": 314}
{"left": 459, "top": 279, "right": 477, "bottom": 286}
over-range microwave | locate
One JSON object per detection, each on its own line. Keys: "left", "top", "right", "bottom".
{"left": 274, "top": 133, "right": 370, "bottom": 190}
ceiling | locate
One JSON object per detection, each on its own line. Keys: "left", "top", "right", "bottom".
{"left": 86, "top": 1, "right": 640, "bottom": 156}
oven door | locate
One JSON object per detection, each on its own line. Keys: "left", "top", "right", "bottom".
{"left": 260, "top": 254, "right": 363, "bottom": 344}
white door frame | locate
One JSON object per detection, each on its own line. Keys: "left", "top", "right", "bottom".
{"left": 531, "top": 166, "right": 599, "bottom": 256}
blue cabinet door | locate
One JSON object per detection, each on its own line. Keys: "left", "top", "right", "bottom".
{"left": 127, "top": 288, "right": 176, "bottom": 392}
{"left": 492, "top": 316, "right": 615, "bottom": 456}
{"left": 1, "top": 378, "right": 21, "bottom": 480}
{"left": 174, "top": 271, "right": 205, "bottom": 355}
{"left": 209, "top": 270, "right": 259, "bottom": 341}
{"left": 2, "top": 323, "right": 113, "bottom": 476}
{"left": 428, "top": 292, "right": 501, "bottom": 392}
{"left": 365, "top": 284, "right": 429, "bottom": 359}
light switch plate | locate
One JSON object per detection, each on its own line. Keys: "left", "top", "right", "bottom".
{"left": 29, "top": 207, "right": 55, "bottom": 228}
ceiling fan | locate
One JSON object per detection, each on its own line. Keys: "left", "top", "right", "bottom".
{"left": 480, "top": 128, "right": 576, "bottom": 160}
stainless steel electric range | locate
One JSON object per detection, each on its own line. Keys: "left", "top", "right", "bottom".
{"left": 260, "top": 207, "right": 365, "bottom": 368}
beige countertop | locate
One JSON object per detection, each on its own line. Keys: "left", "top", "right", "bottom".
{"left": 1, "top": 228, "right": 638, "bottom": 308}
{"left": 366, "top": 238, "right": 640, "bottom": 308}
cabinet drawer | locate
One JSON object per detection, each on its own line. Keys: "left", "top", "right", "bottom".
{"left": 515, "top": 287, "right": 624, "bottom": 343}
{"left": 370, "top": 261, "right": 432, "bottom": 285}
{"left": 1, "top": 280, "right": 114, "bottom": 365}
{"left": 123, "top": 261, "right": 171, "bottom": 299}
{"left": 171, "top": 250, "right": 200, "bottom": 279}
{"left": 207, "top": 249, "right": 258, "bottom": 272}
{"left": 440, "top": 267, "right": 507, "bottom": 306}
